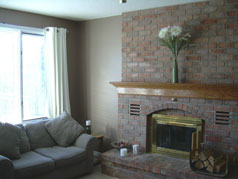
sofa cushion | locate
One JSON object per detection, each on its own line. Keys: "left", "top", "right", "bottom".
{"left": 34, "top": 146, "right": 86, "bottom": 168}
{"left": 16, "top": 124, "right": 31, "bottom": 153}
{"left": 12, "top": 151, "right": 55, "bottom": 178}
{"left": 45, "top": 112, "right": 85, "bottom": 147}
{"left": 0, "top": 122, "right": 21, "bottom": 159}
{"left": 25, "top": 120, "right": 56, "bottom": 150}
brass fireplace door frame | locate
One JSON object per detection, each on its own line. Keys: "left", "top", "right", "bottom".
{"left": 152, "top": 114, "right": 202, "bottom": 159}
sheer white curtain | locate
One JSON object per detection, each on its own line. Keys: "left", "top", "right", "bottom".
{"left": 44, "top": 27, "right": 71, "bottom": 118}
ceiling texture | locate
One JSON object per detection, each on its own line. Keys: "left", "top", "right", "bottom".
{"left": 0, "top": 0, "right": 206, "bottom": 21}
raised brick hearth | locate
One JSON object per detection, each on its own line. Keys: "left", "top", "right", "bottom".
{"left": 102, "top": 150, "right": 199, "bottom": 179}
{"left": 102, "top": 149, "right": 238, "bottom": 179}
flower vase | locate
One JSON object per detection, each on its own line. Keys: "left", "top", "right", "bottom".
{"left": 172, "top": 57, "right": 178, "bottom": 83}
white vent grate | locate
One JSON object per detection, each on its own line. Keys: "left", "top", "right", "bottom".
{"left": 129, "top": 104, "right": 141, "bottom": 116}
{"left": 215, "top": 111, "right": 230, "bottom": 125}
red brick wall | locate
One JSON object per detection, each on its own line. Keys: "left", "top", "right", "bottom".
{"left": 121, "top": 0, "right": 238, "bottom": 83}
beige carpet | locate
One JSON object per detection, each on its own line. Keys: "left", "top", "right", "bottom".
{"left": 79, "top": 165, "right": 118, "bottom": 179}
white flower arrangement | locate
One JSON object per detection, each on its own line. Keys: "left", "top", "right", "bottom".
{"left": 170, "top": 26, "right": 182, "bottom": 37}
{"left": 158, "top": 26, "right": 170, "bottom": 39}
{"left": 158, "top": 25, "right": 192, "bottom": 83}
{"left": 158, "top": 25, "right": 192, "bottom": 58}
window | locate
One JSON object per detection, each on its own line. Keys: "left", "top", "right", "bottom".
{"left": 0, "top": 24, "right": 46, "bottom": 124}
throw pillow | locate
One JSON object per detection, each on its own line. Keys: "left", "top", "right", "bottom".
{"left": 0, "top": 122, "right": 21, "bottom": 159}
{"left": 45, "top": 112, "right": 85, "bottom": 147}
{"left": 25, "top": 120, "right": 56, "bottom": 150}
{"left": 16, "top": 124, "right": 31, "bottom": 153}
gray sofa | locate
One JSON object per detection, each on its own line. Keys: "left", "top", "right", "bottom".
{"left": 0, "top": 119, "right": 98, "bottom": 179}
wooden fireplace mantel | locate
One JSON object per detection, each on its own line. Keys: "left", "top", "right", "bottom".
{"left": 110, "top": 82, "right": 238, "bottom": 101}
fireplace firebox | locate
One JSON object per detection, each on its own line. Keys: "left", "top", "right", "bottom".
{"left": 152, "top": 114, "right": 203, "bottom": 159}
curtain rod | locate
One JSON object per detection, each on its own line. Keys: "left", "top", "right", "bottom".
{"left": 45, "top": 28, "right": 69, "bottom": 33}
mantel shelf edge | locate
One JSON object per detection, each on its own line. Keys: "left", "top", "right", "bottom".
{"left": 110, "top": 82, "right": 238, "bottom": 101}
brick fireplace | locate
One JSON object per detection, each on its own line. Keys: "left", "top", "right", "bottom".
{"left": 112, "top": 83, "right": 238, "bottom": 154}
{"left": 116, "top": 0, "right": 238, "bottom": 154}
{"left": 103, "top": 0, "right": 238, "bottom": 178}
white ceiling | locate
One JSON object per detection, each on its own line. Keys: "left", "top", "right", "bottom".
{"left": 0, "top": 0, "right": 206, "bottom": 21}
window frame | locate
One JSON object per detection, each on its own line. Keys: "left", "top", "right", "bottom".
{"left": 0, "top": 23, "right": 46, "bottom": 123}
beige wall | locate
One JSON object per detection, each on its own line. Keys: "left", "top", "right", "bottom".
{"left": 77, "top": 16, "right": 121, "bottom": 144}
{"left": 0, "top": 8, "right": 80, "bottom": 121}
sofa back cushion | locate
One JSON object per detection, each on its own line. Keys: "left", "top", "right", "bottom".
{"left": 0, "top": 122, "right": 21, "bottom": 159}
{"left": 45, "top": 112, "right": 85, "bottom": 147}
{"left": 16, "top": 124, "right": 31, "bottom": 153}
{"left": 25, "top": 120, "right": 56, "bottom": 150}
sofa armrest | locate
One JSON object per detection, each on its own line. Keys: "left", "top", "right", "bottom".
{"left": 74, "top": 134, "right": 99, "bottom": 172}
{"left": 0, "top": 155, "right": 14, "bottom": 179}
{"left": 74, "top": 133, "right": 98, "bottom": 152}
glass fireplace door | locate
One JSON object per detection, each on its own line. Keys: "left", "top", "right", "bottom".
{"left": 157, "top": 124, "right": 196, "bottom": 152}
{"left": 152, "top": 114, "right": 202, "bottom": 159}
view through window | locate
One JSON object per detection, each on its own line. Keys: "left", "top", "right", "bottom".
{"left": 0, "top": 25, "right": 46, "bottom": 124}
